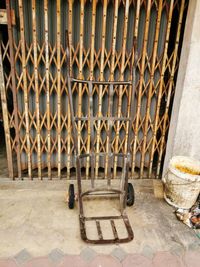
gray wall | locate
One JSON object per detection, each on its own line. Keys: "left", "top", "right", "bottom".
{"left": 163, "top": 0, "right": 200, "bottom": 175}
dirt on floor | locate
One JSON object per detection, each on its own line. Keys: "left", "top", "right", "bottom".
{"left": 0, "top": 179, "right": 199, "bottom": 258}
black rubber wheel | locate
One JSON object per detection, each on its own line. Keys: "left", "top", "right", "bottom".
{"left": 127, "top": 183, "right": 135, "bottom": 206}
{"left": 68, "top": 184, "right": 75, "bottom": 209}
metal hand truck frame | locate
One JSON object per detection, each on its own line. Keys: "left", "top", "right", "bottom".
{"left": 66, "top": 32, "right": 137, "bottom": 244}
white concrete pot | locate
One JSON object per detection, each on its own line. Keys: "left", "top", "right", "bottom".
{"left": 163, "top": 156, "right": 200, "bottom": 210}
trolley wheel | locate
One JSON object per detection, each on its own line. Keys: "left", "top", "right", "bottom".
{"left": 68, "top": 184, "right": 75, "bottom": 209}
{"left": 127, "top": 183, "right": 135, "bottom": 206}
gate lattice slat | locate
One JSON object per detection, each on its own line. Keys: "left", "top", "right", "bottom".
{"left": 18, "top": 0, "right": 32, "bottom": 178}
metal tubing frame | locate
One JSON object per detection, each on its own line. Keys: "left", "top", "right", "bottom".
{"left": 66, "top": 31, "right": 136, "bottom": 244}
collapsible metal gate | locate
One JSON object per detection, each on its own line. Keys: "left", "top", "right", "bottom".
{"left": 0, "top": 0, "right": 188, "bottom": 179}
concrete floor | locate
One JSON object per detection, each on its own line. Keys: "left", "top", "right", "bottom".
{"left": 0, "top": 179, "right": 199, "bottom": 259}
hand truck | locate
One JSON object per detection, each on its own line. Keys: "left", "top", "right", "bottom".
{"left": 66, "top": 32, "right": 137, "bottom": 244}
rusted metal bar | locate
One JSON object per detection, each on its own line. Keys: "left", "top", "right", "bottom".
{"left": 57, "top": 0, "right": 61, "bottom": 179}
{"left": 66, "top": 34, "right": 83, "bottom": 215}
{"left": 132, "top": 0, "right": 151, "bottom": 178}
{"left": 0, "top": 43, "right": 13, "bottom": 178}
{"left": 105, "top": 0, "right": 118, "bottom": 180}
{"left": 131, "top": 0, "right": 140, "bottom": 177}
{"left": 67, "top": 0, "right": 73, "bottom": 179}
{"left": 32, "top": 0, "right": 42, "bottom": 179}
{"left": 148, "top": 0, "right": 174, "bottom": 178}
{"left": 66, "top": 15, "right": 72, "bottom": 179}
{"left": 88, "top": 81, "right": 95, "bottom": 187}
{"left": 86, "top": 0, "right": 97, "bottom": 179}
{"left": 77, "top": 0, "right": 84, "bottom": 159}
{"left": 78, "top": 152, "right": 128, "bottom": 159}
{"left": 71, "top": 78, "right": 131, "bottom": 85}
{"left": 96, "top": 220, "right": 103, "bottom": 240}
{"left": 6, "top": 0, "right": 21, "bottom": 178}
{"left": 127, "top": 39, "right": 137, "bottom": 181}
{"left": 81, "top": 188, "right": 122, "bottom": 197}
{"left": 110, "top": 220, "right": 118, "bottom": 240}
{"left": 107, "top": 84, "right": 114, "bottom": 185}
{"left": 140, "top": 0, "right": 163, "bottom": 177}
{"left": 18, "top": 0, "right": 32, "bottom": 178}
{"left": 75, "top": 117, "right": 130, "bottom": 122}
{"left": 86, "top": 215, "right": 122, "bottom": 221}
{"left": 156, "top": 0, "right": 185, "bottom": 178}
{"left": 95, "top": 0, "right": 107, "bottom": 179}
{"left": 44, "top": 0, "right": 51, "bottom": 179}
{"left": 113, "top": 0, "right": 130, "bottom": 178}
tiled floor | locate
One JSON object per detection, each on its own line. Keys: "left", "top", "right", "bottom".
{"left": 0, "top": 249, "right": 200, "bottom": 267}
{"left": 0, "top": 119, "right": 200, "bottom": 266}
{"left": 0, "top": 174, "right": 199, "bottom": 266}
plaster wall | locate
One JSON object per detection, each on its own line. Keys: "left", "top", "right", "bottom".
{"left": 163, "top": 0, "right": 200, "bottom": 174}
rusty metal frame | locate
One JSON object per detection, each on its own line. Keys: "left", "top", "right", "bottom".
{"left": 66, "top": 32, "right": 136, "bottom": 244}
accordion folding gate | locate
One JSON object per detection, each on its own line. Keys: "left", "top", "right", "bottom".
{"left": 0, "top": 0, "right": 188, "bottom": 179}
